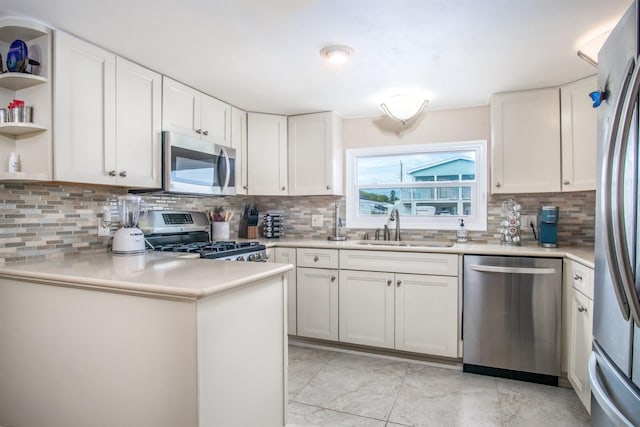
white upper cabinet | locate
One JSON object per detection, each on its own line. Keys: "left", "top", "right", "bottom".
{"left": 0, "top": 18, "right": 52, "bottom": 181}
{"left": 54, "top": 31, "right": 161, "bottom": 187}
{"left": 231, "top": 106, "right": 248, "bottom": 194}
{"left": 490, "top": 88, "right": 561, "bottom": 193}
{"left": 247, "top": 112, "right": 288, "bottom": 195}
{"left": 288, "top": 112, "right": 343, "bottom": 195}
{"left": 162, "top": 77, "right": 230, "bottom": 146}
{"left": 560, "top": 75, "right": 597, "bottom": 192}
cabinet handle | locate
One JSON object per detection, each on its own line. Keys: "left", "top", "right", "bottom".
{"left": 496, "top": 182, "right": 501, "bottom": 188}
{"left": 397, "top": 280, "right": 402, "bottom": 287}
{"left": 330, "top": 275, "right": 336, "bottom": 282}
{"left": 313, "top": 255, "right": 319, "bottom": 262}
{"left": 387, "top": 279, "right": 392, "bottom": 287}
{"left": 563, "top": 180, "right": 570, "bottom": 185}
{"left": 119, "top": 171, "right": 127, "bottom": 178}
{"left": 203, "top": 130, "right": 209, "bottom": 136}
{"left": 195, "top": 128, "right": 202, "bottom": 134}
{"left": 578, "top": 305, "right": 587, "bottom": 313}
{"left": 108, "top": 170, "right": 117, "bottom": 177}
{"left": 573, "top": 273, "right": 583, "bottom": 281}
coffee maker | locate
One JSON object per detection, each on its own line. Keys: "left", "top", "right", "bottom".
{"left": 537, "top": 206, "right": 559, "bottom": 248}
{"left": 112, "top": 195, "right": 145, "bottom": 255}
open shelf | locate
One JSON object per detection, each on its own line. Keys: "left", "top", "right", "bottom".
{"left": 0, "top": 73, "right": 47, "bottom": 90}
{"left": 0, "top": 122, "right": 46, "bottom": 136}
{"left": 0, "top": 21, "right": 48, "bottom": 43}
{"left": 0, "top": 171, "right": 48, "bottom": 181}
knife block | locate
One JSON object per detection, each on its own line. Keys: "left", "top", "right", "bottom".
{"left": 247, "top": 226, "right": 258, "bottom": 239}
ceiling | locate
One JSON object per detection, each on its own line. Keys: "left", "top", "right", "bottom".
{"left": 0, "top": 0, "right": 633, "bottom": 118}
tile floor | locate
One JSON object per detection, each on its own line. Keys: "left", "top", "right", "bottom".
{"left": 287, "top": 345, "right": 590, "bottom": 427}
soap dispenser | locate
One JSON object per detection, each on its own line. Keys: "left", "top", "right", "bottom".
{"left": 456, "top": 219, "right": 468, "bottom": 243}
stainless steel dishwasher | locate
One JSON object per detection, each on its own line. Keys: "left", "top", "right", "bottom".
{"left": 463, "top": 255, "right": 562, "bottom": 385}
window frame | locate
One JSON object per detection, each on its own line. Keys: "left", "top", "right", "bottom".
{"left": 345, "top": 140, "right": 488, "bottom": 231}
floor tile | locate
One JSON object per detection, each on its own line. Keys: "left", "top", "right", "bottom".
{"left": 496, "top": 378, "right": 589, "bottom": 427}
{"left": 287, "top": 401, "right": 386, "bottom": 426}
{"left": 293, "top": 351, "right": 409, "bottom": 420}
{"left": 288, "top": 346, "right": 336, "bottom": 399}
{"left": 388, "top": 364, "right": 503, "bottom": 427}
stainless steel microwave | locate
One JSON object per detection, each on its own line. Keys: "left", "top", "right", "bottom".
{"left": 162, "top": 131, "right": 236, "bottom": 196}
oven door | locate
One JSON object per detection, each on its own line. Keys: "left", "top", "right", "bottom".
{"left": 163, "top": 132, "right": 236, "bottom": 195}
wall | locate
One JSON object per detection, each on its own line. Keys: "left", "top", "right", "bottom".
{"left": 0, "top": 106, "right": 595, "bottom": 264}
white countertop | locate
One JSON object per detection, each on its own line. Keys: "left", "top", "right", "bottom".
{"left": 0, "top": 252, "right": 294, "bottom": 301}
{"left": 262, "top": 239, "right": 595, "bottom": 268}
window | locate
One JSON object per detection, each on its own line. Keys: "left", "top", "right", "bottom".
{"left": 345, "top": 141, "right": 487, "bottom": 230}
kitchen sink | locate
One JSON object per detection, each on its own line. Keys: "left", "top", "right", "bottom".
{"left": 351, "top": 240, "right": 454, "bottom": 248}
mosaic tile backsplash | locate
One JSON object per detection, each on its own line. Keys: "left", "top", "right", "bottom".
{"left": 0, "top": 182, "right": 595, "bottom": 264}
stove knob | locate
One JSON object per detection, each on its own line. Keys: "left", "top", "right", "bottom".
{"left": 247, "top": 254, "right": 256, "bottom": 261}
{"left": 255, "top": 253, "right": 263, "bottom": 261}
{"left": 236, "top": 256, "right": 245, "bottom": 261}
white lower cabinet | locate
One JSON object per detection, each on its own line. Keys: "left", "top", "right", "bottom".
{"left": 296, "top": 267, "right": 339, "bottom": 340}
{"left": 275, "top": 247, "right": 297, "bottom": 335}
{"left": 339, "top": 269, "right": 458, "bottom": 357}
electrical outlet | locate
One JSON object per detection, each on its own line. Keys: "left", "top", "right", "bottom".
{"left": 311, "top": 215, "right": 323, "bottom": 227}
{"left": 98, "top": 221, "right": 111, "bottom": 237}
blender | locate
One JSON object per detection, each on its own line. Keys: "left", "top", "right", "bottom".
{"left": 112, "top": 195, "right": 146, "bottom": 255}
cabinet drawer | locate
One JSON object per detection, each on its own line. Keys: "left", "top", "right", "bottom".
{"left": 340, "top": 250, "right": 458, "bottom": 276}
{"left": 570, "top": 261, "right": 593, "bottom": 299}
{"left": 296, "top": 248, "right": 339, "bottom": 269}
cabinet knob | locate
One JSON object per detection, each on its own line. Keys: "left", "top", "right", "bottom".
{"left": 119, "top": 171, "right": 127, "bottom": 178}
{"left": 243, "top": 185, "right": 248, "bottom": 190}
{"left": 330, "top": 275, "right": 336, "bottom": 282}
{"left": 573, "top": 273, "right": 583, "bottom": 281}
{"left": 326, "top": 185, "right": 331, "bottom": 190}
{"left": 108, "top": 170, "right": 117, "bottom": 177}
{"left": 396, "top": 280, "right": 402, "bottom": 287}
{"left": 202, "top": 130, "right": 209, "bottom": 136}
{"left": 578, "top": 305, "right": 587, "bottom": 313}
{"left": 313, "top": 255, "right": 319, "bottom": 262}
{"left": 281, "top": 186, "right": 286, "bottom": 191}
{"left": 387, "top": 279, "right": 392, "bottom": 287}
{"left": 563, "top": 180, "right": 570, "bottom": 185}
{"left": 195, "top": 128, "right": 202, "bottom": 134}
{"left": 496, "top": 182, "right": 501, "bottom": 188}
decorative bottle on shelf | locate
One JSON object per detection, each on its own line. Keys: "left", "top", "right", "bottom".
{"left": 456, "top": 219, "right": 468, "bottom": 243}
{"left": 8, "top": 152, "right": 20, "bottom": 173}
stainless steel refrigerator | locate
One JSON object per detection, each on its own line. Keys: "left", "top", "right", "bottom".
{"left": 591, "top": 1, "right": 640, "bottom": 425}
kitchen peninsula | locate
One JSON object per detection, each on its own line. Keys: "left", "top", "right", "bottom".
{"left": 0, "top": 253, "right": 293, "bottom": 427}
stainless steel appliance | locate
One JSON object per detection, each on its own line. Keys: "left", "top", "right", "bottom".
{"left": 590, "top": 2, "right": 640, "bottom": 425}
{"left": 463, "top": 255, "right": 562, "bottom": 385}
{"left": 162, "top": 131, "right": 236, "bottom": 196}
{"left": 139, "top": 210, "right": 267, "bottom": 261}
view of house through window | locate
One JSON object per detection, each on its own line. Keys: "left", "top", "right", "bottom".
{"left": 346, "top": 141, "right": 487, "bottom": 230}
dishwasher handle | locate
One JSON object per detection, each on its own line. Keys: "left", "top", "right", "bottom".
{"left": 467, "top": 264, "right": 557, "bottom": 275}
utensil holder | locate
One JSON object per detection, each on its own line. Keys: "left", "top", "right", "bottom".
{"left": 212, "top": 222, "right": 230, "bottom": 241}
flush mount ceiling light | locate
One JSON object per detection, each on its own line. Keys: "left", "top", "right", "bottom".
{"left": 577, "top": 30, "right": 612, "bottom": 67}
{"left": 379, "top": 94, "right": 429, "bottom": 125}
{"left": 319, "top": 45, "right": 355, "bottom": 64}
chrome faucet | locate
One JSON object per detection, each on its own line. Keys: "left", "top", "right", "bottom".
{"left": 388, "top": 207, "right": 401, "bottom": 241}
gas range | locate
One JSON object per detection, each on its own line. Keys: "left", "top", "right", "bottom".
{"left": 139, "top": 211, "right": 267, "bottom": 261}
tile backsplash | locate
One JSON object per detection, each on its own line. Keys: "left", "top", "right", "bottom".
{"left": 0, "top": 182, "right": 595, "bottom": 264}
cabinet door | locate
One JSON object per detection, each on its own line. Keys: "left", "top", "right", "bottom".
{"left": 162, "top": 77, "right": 199, "bottom": 138}
{"left": 490, "top": 88, "right": 561, "bottom": 193}
{"left": 395, "top": 273, "right": 458, "bottom": 357}
{"left": 296, "top": 267, "right": 338, "bottom": 340}
{"left": 54, "top": 31, "right": 116, "bottom": 184}
{"left": 275, "top": 248, "right": 297, "bottom": 335}
{"left": 561, "top": 76, "right": 597, "bottom": 192}
{"left": 115, "top": 58, "right": 162, "bottom": 188}
{"left": 288, "top": 112, "right": 343, "bottom": 195}
{"left": 339, "top": 270, "right": 394, "bottom": 348}
{"left": 231, "top": 107, "right": 248, "bottom": 194}
{"left": 200, "top": 94, "right": 231, "bottom": 146}
{"left": 247, "top": 113, "right": 288, "bottom": 195}
{"left": 567, "top": 287, "right": 593, "bottom": 413}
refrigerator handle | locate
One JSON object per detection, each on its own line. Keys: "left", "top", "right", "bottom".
{"left": 601, "top": 57, "right": 635, "bottom": 322}
{"left": 588, "top": 351, "right": 635, "bottom": 427}
{"left": 611, "top": 55, "right": 640, "bottom": 326}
